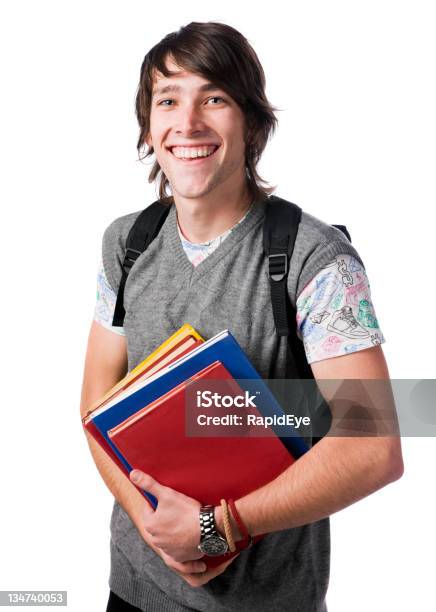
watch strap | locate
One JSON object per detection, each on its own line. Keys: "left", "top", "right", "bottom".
{"left": 199, "top": 505, "right": 216, "bottom": 539}
{"left": 198, "top": 505, "right": 229, "bottom": 555}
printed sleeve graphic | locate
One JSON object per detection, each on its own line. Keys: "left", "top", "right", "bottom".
{"left": 296, "top": 254, "right": 385, "bottom": 363}
{"left": 93, "top": 260, "right": 126, "bottom": 336}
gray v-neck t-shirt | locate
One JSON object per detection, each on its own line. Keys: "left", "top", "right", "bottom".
{"left": 101, "top": 196, "right": 363, "bottom": 611}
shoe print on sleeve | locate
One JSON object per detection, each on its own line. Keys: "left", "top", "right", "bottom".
{"left": 326, "top": 305, "right": 370, "bottom": 339}
{"left": 296, "top": 253, "right": 386, "bottom": 364}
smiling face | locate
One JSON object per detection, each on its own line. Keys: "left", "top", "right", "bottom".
{"left": 146, "top": 56, "right": 249, "bottom": 202}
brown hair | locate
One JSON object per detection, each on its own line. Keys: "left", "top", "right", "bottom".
{"left": 135, "top": 21, "right": 279, "bottom": 202}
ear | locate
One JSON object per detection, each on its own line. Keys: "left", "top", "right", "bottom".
{"left": 145, "top": 132, "right": 153, "bottom": 147}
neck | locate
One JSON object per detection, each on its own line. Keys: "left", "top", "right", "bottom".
{"left": 173, "top": 180, "right": 253, "bottom": 244}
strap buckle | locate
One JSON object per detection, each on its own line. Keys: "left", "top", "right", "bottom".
{"left": 122, "top": 248, "right": 142, "bottom": 273}
{"left": 268, "top": 253, "right": 288, "bottom": 282}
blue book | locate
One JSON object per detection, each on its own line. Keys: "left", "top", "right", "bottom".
{"left": 90, "top": 329, "right": 309, "bottom": 478}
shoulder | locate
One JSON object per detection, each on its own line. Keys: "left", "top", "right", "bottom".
{"left": 101, "top": 209, "right": 144, "bottom": 293}
{"left": 299, "top": 209, "right": 350, "bottom": 243}
{"left": 284, "top": 204, "right": 365, "bottom": 304}
{"left": 102, "top": 209, "right": 144, "bottom": 253}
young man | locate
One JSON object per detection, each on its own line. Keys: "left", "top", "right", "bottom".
{"left": 80, "top": 22, "right": 403, "bottom": 612}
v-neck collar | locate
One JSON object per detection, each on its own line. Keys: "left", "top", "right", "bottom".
{"left": 164, "top": 197, "right": 267, "bottom": 285}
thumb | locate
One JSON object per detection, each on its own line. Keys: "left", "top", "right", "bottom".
{"left": 130, "top": 470, "right": 164, "bottom": 496}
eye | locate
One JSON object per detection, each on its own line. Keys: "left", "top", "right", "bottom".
{"left": 207, "top": 96, "right": 225, "bottom": 105}
{"left": 157, "top": 99, "right": 174, "bottom": 106}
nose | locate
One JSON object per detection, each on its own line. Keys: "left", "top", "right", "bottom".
{"left": 175, "top": 103, "right": 207, "bottom": 137}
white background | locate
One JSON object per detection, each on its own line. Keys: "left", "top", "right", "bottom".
{"left": 0, "top": 1, "right": 435, "bottom": 610}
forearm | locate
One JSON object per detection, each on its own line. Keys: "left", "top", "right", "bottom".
{"left": 78, "top": 325, "right": 210, "bottom": 581}
{"left": 236, "top": 436, "right": 403, "bottom": 537}
{"left": 80, "top": 376, "right": 155, "bottom": 549}
{"left": 83, "top": 430, "right": 154, "bottom": 540}
{"left": 82, "top": 417, "right": 210, "bottom": 577}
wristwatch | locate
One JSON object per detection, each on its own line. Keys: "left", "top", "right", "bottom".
{"left": 198, "top": 505, "right": 229, "bottom": 556}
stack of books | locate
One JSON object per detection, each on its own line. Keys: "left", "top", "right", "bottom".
{"left": 82, "top": 324, "right": 308, "bottom": 567}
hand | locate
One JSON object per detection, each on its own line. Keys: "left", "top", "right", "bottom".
{"left": 173, "top": 554, "right": 240, "bottom": 588}
{"left": 130, "top": 469, "right": 204, "bottom": 563}
{"left": 155, "top": 547, "right": 240, "bottom": 588}
{"left": 158, "top": 548, "right": 208, "bottom": 581}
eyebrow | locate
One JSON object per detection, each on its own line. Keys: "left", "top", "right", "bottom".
{"left": 152, "top": 82, "right": 223, "bottom": 98}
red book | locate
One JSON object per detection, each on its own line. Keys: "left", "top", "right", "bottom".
{"left": 108, "top": 360, "right": 296, "bottom": 567}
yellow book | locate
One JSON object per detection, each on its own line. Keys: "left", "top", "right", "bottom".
{"left": 84, "top": 324, "right": 204, "bottom": 419}
{"left": 130, "top": 324, "right": 203, "bottom": 375}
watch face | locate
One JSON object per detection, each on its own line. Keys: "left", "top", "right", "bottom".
{"left": 200, "top": 535, "right": 229, "bottom": 556}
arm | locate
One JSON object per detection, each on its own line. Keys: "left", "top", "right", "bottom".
{"left": 223, "top": 345, "right": 404, "bottom": 536}
{"left": 79, "top": 321, "right": 208, "bottom": 577}
{"left": 127, "top": 254, "right": 402, "bottom": 565}
{"left": 130, "top": 346, "right": 403, "bottom": 564}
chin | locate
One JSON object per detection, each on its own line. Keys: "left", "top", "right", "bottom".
{"left": 173, "top": 183, "right": 216, "bottom": 200}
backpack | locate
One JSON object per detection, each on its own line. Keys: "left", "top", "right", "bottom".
{"left": 111, "top": 194, "right": 352, "bottom": 444}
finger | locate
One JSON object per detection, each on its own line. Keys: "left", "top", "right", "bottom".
{"left": 130, "top": 470, "right": 167, "bottom": 497}
{"left": 182, "top": 574, "right": 208, "bottom": 588}
{"left": 174, "top": 561, "right": 207, "bottom": 576}
{"left": 180, "top": 555, "right": 241, "bottom": 588}
{"left": 162, "top": 547, "right": 205, "bottom": 563}
{"left": 183, "top": 554, "right": 239, "bottom": 578}
{"left": 168, "top": 558, "right": 207, "bottom": 575}
{"left": 171, "top": 551, "right": 205, "bottom": 564}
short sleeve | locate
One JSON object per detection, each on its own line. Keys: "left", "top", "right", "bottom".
{"left": 296, "top": 253, "right": 385, "bottom": 364}
{"left": 93, "top": 259, "right": 125, "bottom": 336}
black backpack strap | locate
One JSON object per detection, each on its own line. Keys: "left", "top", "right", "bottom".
{"left": 332, "top": 224, "right": 352, "bottom": 243}
{"left": 263, "top": 198, "right": 352, "bottom": 344}
{"left": 263, "top": 195, "right": 302, "bottom": 338}
{"left": 263, "top": 197, "right": 352, "bottom": 443}
{"left": 112, "top": 200, "right": 171, "bottom": 327}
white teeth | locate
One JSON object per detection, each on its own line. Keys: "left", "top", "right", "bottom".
{"left": 171, "top": 145, "right": 217, "bottom": 159}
